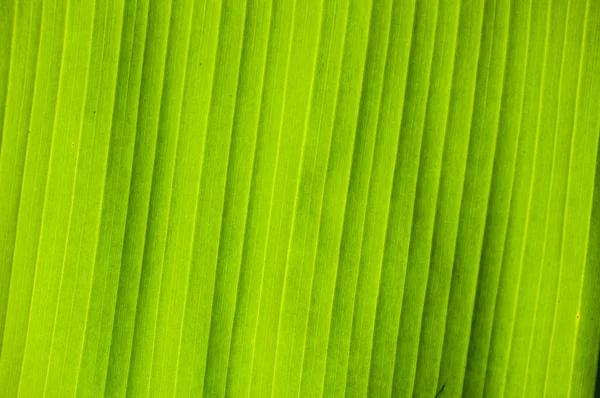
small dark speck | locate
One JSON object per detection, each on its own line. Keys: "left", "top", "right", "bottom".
{"left": 93, "top": 110, "right": 96, "bottom": 114}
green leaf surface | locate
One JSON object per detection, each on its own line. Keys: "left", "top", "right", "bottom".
{"left": 1, "top": 0, "right": 599, "bottom": 396}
